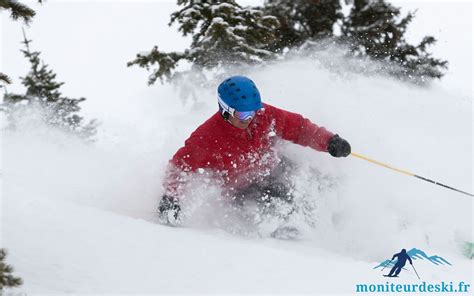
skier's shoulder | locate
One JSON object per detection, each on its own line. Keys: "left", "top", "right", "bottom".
{"left": 256, "top": 103, "right": 282, "bottom": 122}
{"left": 261, "top": 102, "right": 277, "bottom": 114}
{"left": 187, "top": 112, "right": 222, "bottom": 142}
{"left": 260, "top": 103, "right": 301, "bottom": 119}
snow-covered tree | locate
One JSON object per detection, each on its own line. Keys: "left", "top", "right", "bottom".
{"left": 2, "top": 32, "right": 97, "bottom": 139}
{"left": 0, "top": 0, "right": 41, "bottom": 23}
{"left": 341, "top": 0, "right": 447, "bottom": 80}
{"left": 131, "top": 0, "right": 447, "bottom": 86}
{"left": 263, "top": 0, "right": 343, "bottom": 52}
{"left": 0, "top": 249, "right": 23, "bottom": 292}
{"left": 128, "top": 0, "right": 279, "bottom": 85}
{"left": 0, "top": 0, "right": 42, "bottom": 86}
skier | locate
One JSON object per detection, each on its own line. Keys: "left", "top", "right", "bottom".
{"left": 387, "top": 249, "right": 413, "bottom": 277}
{"left": 158, "top": 75, "right": 351, "bottom": 224}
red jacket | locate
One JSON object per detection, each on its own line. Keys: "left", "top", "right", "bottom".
{"left": 164, "top": 103, "right": 334, "bottom": 198}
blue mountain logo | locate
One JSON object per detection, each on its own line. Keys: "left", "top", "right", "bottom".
{"left": 374, "top": 248, "right": 451, "bottom": 269}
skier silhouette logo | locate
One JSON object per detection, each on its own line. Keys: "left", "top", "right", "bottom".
{"left": 384, "top": 249, "right": 413, "bottom": 278}
{"left": 375, "top": 248, "right": 451, "bottom": 279}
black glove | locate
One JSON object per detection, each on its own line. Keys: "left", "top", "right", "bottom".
{"left": 327, "top": 134, "right": 351, "bottom": 157}
{"left": 158, "top": 195, "right": 181, "bottom": 225}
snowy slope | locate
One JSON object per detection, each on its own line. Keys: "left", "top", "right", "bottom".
{"left": 1, "top": 1, "right": 473, "bottom": 294}
{"left": 4, "top": 193, "right": 472, "bottom": 294}
{"left": 3, "top": 53, "right": 472, "bottom": 293}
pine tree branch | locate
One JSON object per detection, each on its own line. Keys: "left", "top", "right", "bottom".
{"left": 0, "top": 72, "right": 12, "bottom": 84}
{"left": 0, "top": 0, "right": 36, "bottom": 23}
{"left": 127, "top": 46, "right": 187, "bottom": 85}
{"left": 0, "top": 249, "right": 23, "bottom": 290}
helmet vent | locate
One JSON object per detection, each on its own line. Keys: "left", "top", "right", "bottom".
{"left": 236, "top": 88, "right": 241, "bottom": 92}
{"left": 241, "top": 95, "right": 247, "bottom": 99}
{"left": 230, "top": 83, "right": 236, "bottom": 87}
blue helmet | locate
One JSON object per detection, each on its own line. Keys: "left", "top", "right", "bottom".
{"left": 217, "top": 76, "right": 262, "bottom": 112}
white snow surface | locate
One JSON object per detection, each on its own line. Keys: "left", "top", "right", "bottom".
{"left": 1, "top": 1, "right": 473, "bottom": 295}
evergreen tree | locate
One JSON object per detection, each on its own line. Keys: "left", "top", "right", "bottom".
{"left": 341, "top": 0, "right": 447, "bottom": 80}
{"left": 263, "top": 0, "right": 343, "bottom": 52}
{"left": 0, "top": 0, "right": 42, "bottom": 86}
{"left": 0, "top": 249, "right": 23, "bottom": 292}
{"left": 0, "top": 0, "right": 41, "bottom": 23}
{"left": 128, "top": 0, "right": 279, "bottom": 85}
{"left": 2, "top": 32, "right": 97, "bottom": 139}
{"left": 131, "top": 0, "right": 447, "bottom": 87}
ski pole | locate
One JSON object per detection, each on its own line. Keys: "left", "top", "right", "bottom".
{"left": 381, "top": 260, "right": 392, "bottom": 272}
{"left": 411, "top": 263, "right": 421, "bottom": 280}
{"left": 351, "top": 152, "right": 473, "bottom": 197}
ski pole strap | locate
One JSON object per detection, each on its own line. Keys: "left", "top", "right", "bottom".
{"left": 351, "top": 152, "right": 474, "bottom": 197}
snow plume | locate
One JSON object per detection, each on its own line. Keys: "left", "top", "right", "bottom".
{"left": 246, "top": 43, "right": 473, "bottom": 260}
{"left": 2, "top": 42, "right": 471, "bottom": 281}
{"left": 167, "top": 42, "right": 472, "bottom": 260}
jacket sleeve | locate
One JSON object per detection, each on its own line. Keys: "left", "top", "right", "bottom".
{"left": 163, "top": 132, "right": 210, "bottom": 199}
{"left": 267, "top": 104, "right": 334, "bottom": 152}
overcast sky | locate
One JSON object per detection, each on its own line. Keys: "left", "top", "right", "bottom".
{"left": 1, "top": 0, "right": 472, "bottom": 106}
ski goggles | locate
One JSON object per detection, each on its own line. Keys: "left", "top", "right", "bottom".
{"left": 233, "top": 110, "right": 256, "bottom": 121}
{"left": 218, "top": 97, "right": 257, "bottom": 121}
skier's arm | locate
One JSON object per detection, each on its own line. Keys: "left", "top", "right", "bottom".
{"left": 163, "top": 125, "right": 216, "bottom": 196}
{"left": 163, "top": 134, "right": 208, "bottom": 199}
{"left": 267, "top": 104, "right": 334, "bottom": 152}
{"left": 408, "top": 256, "right": 413, "bottom": 265}
{"left": 391, "top": 253, "right": 398, "bottom": 261}
{"left": 162, "top": 161, "right": 188, "bottom": 200}
{"left": 160, "top": 133, "right": 208, "bottom": 224}
{"left": 267, "top": 104, "right": 350, "bottom": 157}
